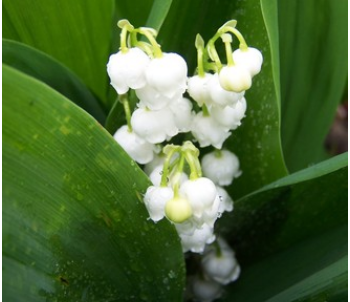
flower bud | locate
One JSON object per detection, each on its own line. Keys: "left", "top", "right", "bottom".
{"left": 165, "top": 197, "right": 192, "bottom": 223}
{"left": 219, "top": 65, "right": 252, "bottom": 93}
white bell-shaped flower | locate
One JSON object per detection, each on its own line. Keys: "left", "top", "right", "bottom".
{"left": 180, "top": 223, "right": 215, "bottom": 253}
{"left": 232, "top": 47, "right": 263, "bottom": 77}
{"left": 180, "top": 177, "right": 218, "bottom": 218}
{"left": 202, "top": 240, "right": 240, "bottom": 285}
{"left": 198, "top": 194, "right": 221, "bottom": 228}
{"left": 219, "top": 65, "right": 252, "bottom": 93}
{"left": 143, "top": 186, "right": 174, "bottom": 222}
{"left": 135, "top": 84, "right": 181, "bottom": 111}
{"left": 191, "top": 275, "right": 223, "bottom": 302}
{"left": 208, "top": 73, "right": 244, "bottom": 107}
{"left": 107, "top": 47, "right": 150, "bottom": 94}
{"left": 175, "top": 218, "right": 199, "bottom": 236}
{"left": 187, "top": 73, "right": 214, "bottom": 107}
{"left": 210, "top": 97, "right": 247, "bottom": 130}
{"left": 169, "top": 97, "right": 194, "bottom": 132}
{"left": 145, "top": 52, "right": 188, "bottom": 98}
{"left": 216, "top": 186, "right": 233, "bottom": 213}
{"left": 149, "top": 165, "right": 164, "bottom": 186}
{"left": 131, "top": 106, "right": 178, "bottom": 144}
{"left": 201, "top": 150, "right": 241, "bottom": 186}
{"left": 113, "top": 125, "right": 154, "bottom": 164}
{"left": 191, "top": 112, "right": 231, "bottom": 149}
{"left": 143, "top": 153, "right": 166, "bottom": 175}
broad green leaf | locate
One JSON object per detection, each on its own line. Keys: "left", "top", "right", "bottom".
{"left": 3, "top": 64, "right": 185, "bottom": 301}
{"left": 3, "top": 39, "right": 106, "bottom": 124}
{"left": 222, "top": 225, "right": 347, "bottom": 302}
{"left": 156, "top": 0, "right": 288, "bottom": 198}
{"left": 278, "top": 0, "right": 348, "bottom": 172}
{"left": 3, "top": 0, "right": 115, "bottom": 103}
{"left": 145, "top": 0, "right": 173, "bottom": 32}
{"left": 219, "top": 152, "right": 348, "bottom": 264}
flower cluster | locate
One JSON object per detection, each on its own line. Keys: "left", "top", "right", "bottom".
{"left": 107, "top": 19, "right": 262, "bottom": 301}
{"left": 143, "top": 142, "right": 233, "bottom": 253}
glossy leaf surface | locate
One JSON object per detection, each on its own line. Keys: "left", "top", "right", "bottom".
{"left": 278, "top": 0, "right": 348, "bottom": 171}
{"left": 3, "top": 39, "right": 106, "bottom": 124}
{"left": 3, "top": 64, "right": 185, "bottom": 301}
{"left": 3, "top": 0, "right": 115, "bottom": 102}
{"left": 223, "top": 225, "right": 347, "bottom": 302}
{"left": 219, "top": 152, "right": 348, "bottom": 264}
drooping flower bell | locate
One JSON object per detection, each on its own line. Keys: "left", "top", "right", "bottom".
{"left": 113, "top": 125, "right": 154, "bottom": 164}
{"left": 232, "top": 47, "right": 263, "bottom": 77}
{"left": 145, "top": 52, "right": 188, "bottom": 98}
{"left": 201, "top": 149, "right": 241, "bottom": 186}
{"left": 131, "top": 106, "right": 178, "bottom": 144}
{"left": 107, "top": 47, "right": 150, "bottom": 94}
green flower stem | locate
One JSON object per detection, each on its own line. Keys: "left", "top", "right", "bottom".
{"left": 136, "top": 28, "right": 163, "bottom": 58}
{"left": 220, "top": 26, "right": 248, "bottom": 51}
{"left": 197, "top": 47, "right": 205, "bottom": 77}
{"left": 193, "top": 155, "right": 202, "bottom": 178}
{"left": 119, "top": 94, "right": 132, "bottom": 132}
{"left": 202, "top": 103, "right": 210, "bottom": 117}
{"left": 206, "top": 40, "right": 222, "bottom": 70}
{"left": 130, "top": 31, "right": 154, "bottom": 57}
{"left": 214, "top": 148, "right": 223, "bottom": 158}
{"left": 120, "top": 26, "right": 129, "bottom": 54}
{"left": 172, "top": 154, "right": 185, "bottom": 196}
{"left": 160, "top": 147, "right": 180, "bottom": 187}
{"left": 213, "top": 239, "right": 223, "bottom": 257}
{"left": 222, "top": 34, "right": 234, "bottom": 66}
{"left": 184, "top": 150, "right": 200, "bottom": 180}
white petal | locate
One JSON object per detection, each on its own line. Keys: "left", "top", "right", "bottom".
{"left": 145, "top": 52, "right": 188, "bottom": 98}
{"left": 144, "top": 186, "right": 174, "bottom": 222}
{"left": 191, "top": 112, "right": 231, "bottom": 149}
{"left": 201, "top": 150, "right": 241, "bottom": 186}
{"left": 208, "top": 73, "right": 244, "bottom": 107}
{"left": 187, "top": 73, "right": 214, "bottom": 107}
{"left": 113, "top": 125, "right": 154, "bottom": 164}
{"left": 169, "top": 97, "right": 194, "bottom": 132}
{"left": 232, "top": 47, "right": 263, "bottom": 76}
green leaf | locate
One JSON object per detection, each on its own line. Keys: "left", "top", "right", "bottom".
{"left": 3, "top": 64, "right": 185, "bottom": 301}
{"left": 157, "top": 0, "right": 288, "bottom": 198}
{"left": 219, "top": 152, "right": 348, "bottom": 264}
{"left": 3, "top": 0, "right": 115, "bottom": 103}
{"left": 3, "top": 39, "right": 106, "bottom": 124}
{"left": 145, "top": 0, "right": 173, "bottom": 32}
{"left": 222, "top": 225, "right": 347, "bottom": 302}
{"left": 278, "top": 0, "right": 348, "bottom": 171}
